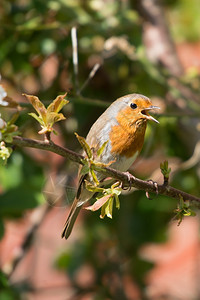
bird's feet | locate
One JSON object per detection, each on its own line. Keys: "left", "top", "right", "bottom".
{"left": 146, "top": 179, "right": 159, "bottom": 199}
{"left": 122, "top": 171, "right": 136, "bottom": 191}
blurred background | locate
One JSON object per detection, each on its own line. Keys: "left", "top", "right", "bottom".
{"left": 0, "top": 0, "right": 200, "bottom": 299}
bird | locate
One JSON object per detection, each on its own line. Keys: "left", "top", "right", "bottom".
{"left": 61, "top": 93, "right": 159, "bottom": 239}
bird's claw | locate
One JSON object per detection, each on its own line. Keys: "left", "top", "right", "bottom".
{"left": 122, "top": 171, "right": 135, "bottom": 191}
{"left": 146, "top": 179, "right": 159, "bottom": 199}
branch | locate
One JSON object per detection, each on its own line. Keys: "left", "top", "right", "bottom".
{"left": 12, "top": 136, "right": 83, "bottom": 164}
{"left": 136, "top": 0, "right": 183, "bottom": 76}
{"left": 12, "top": 136, "right": 200, "bottom": 206}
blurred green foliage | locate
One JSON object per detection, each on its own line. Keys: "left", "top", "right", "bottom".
{"left": 0, "top": 0, "right": 200, "bottom": 298}
{"left": 0, "top": 152, "right": 44, "bottom": 218}
{"left": 0, "top": 271, "right": 20, "bottom": 300}
{"left": 167, "top": 0, "right": 200, "bottom": 42}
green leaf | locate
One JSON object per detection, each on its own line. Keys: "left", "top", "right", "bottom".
{"left": 100, "top": 201, "right": 106, "bottom": 219}
{"left": 0, "top": 114, "right": 20, "bottom": 144}
{"left": 174, "top": 195, "right": 196, "bottom": 225}
{"left": 85, "top": 181, "right": 104, "bottom": 193}
{"left": 100, "top": 195, "right": 114, "bottom": 219}
{"left": 114, "top": 194, "right": 120, "bottom": 209}
{"left": 85, "top": 180, "right": 121, "bottom": 219}
{"left": 90, "top": 168, "right": 99, "bottom": 185}
{"left": 80, "top": 163, "right": 90, "bottom": 176}
{"left": 160, "top": 160, "right": 171, "bottom": 179}
{"left": 24, "top": 94, "right": 46, "bottom": 117}
{"left": 47, "top": 93, "right": 69, "bottom": 113}
{"left": 75, "top": 133, "right": 92, "bottom": 159}
{"left": 46, "top": 112, "right": 66, "bottom": 127}
{"left": 97, "top": 140, "right": 108, "bottom": 157}
{"left": 28, "top": 113, "right": 43, "bottom": 125}
{"left": 106, "top": 196, "right": 114, "bottom": 218}
{"left": 25, "top": 93, "right": 68, "bottom": 135}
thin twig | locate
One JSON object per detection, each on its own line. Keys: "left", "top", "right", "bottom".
{"left": 180, "top": 141, "right": 200, "bottom": 170}
{"left": 79, "top": 63, "right": 101, "bottom": 94}
{"left": 137, "top": 0, "right": 183, "bottom": 76}
{"left": 11, "top": 136, "right": 200, "bottom": 206}
{"left": 12, "top": 136, "right": 83, "bottom": 164}
{"left": 71, "top": 27, "right": 79, "bottom": 94}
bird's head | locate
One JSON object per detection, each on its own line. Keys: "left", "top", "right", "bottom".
{"left": 113, "top": 94, "right": 160, "bottom": 126}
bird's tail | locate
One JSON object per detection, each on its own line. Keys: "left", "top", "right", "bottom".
{"left": 61, "top": 197, "right": 84, "bottom": 239}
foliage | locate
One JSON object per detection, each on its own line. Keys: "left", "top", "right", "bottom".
{"left": 0, "top": 142, "right": 12, "bottom": 165}
{"left": 85, "top": 181, "right": 121, "bottom": 219}
{"left": 0, "top": 114, "right": 20, "bottom": 143}
{"left": 174, "top": 195, "right": 196, "bottom": 226}
{"left": 0, "top": 271, "right": 20, "bottom": 300}
{"left": 160, "top": 160, "right": 171, "bottom": 184}
{"left": 0, "top": 112, "right": 20, "bottom": 164}
{"left": 75, "top": 133, "right": 122, "bottom": 218}
{"left": 75, "top": 132, "right": 111, "bottom": 184}
{"left": 26, "top": 93, "right": 68, "bottom": 135}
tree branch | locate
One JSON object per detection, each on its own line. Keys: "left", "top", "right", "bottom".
{"left": 12, "top": 136, "right": 83, "bottom": 164}
{"left": 136, "top": 0, "right": 183, "bottom": 76}
{"left": 12, "top": 136, "right": 200, "bottom": 206}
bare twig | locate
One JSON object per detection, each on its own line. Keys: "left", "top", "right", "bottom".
{"left": 180, "top": 141, "right": 200, "bottom": 170}
{"left": 12, "top": 136, "right": 83, "bottom": 164}
{"left": 79, "top": 63, "right": 101, "bottom": 94}
{"left": 136, "top": 0, "right": 183, "bottom": 76}
{"left": 11, "top": 136, "right": 200, "bottom": 206}
{"left": 71, "top": 27, "right": 79, "bottom": 94}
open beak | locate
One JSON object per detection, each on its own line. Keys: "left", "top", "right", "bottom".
{"left": 141, "top": 106, "right": 160, "bottom": 123}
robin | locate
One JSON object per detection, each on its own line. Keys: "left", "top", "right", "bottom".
{"left": 61, "top": 93, "right": 159, "bottom": 239}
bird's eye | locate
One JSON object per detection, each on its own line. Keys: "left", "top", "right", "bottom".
{"left": 130, "top": 103, "right": 137, "bottom": 109}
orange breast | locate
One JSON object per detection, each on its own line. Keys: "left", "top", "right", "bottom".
{"left": 109, "top": 107, "right": 147, "bottom": 158}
